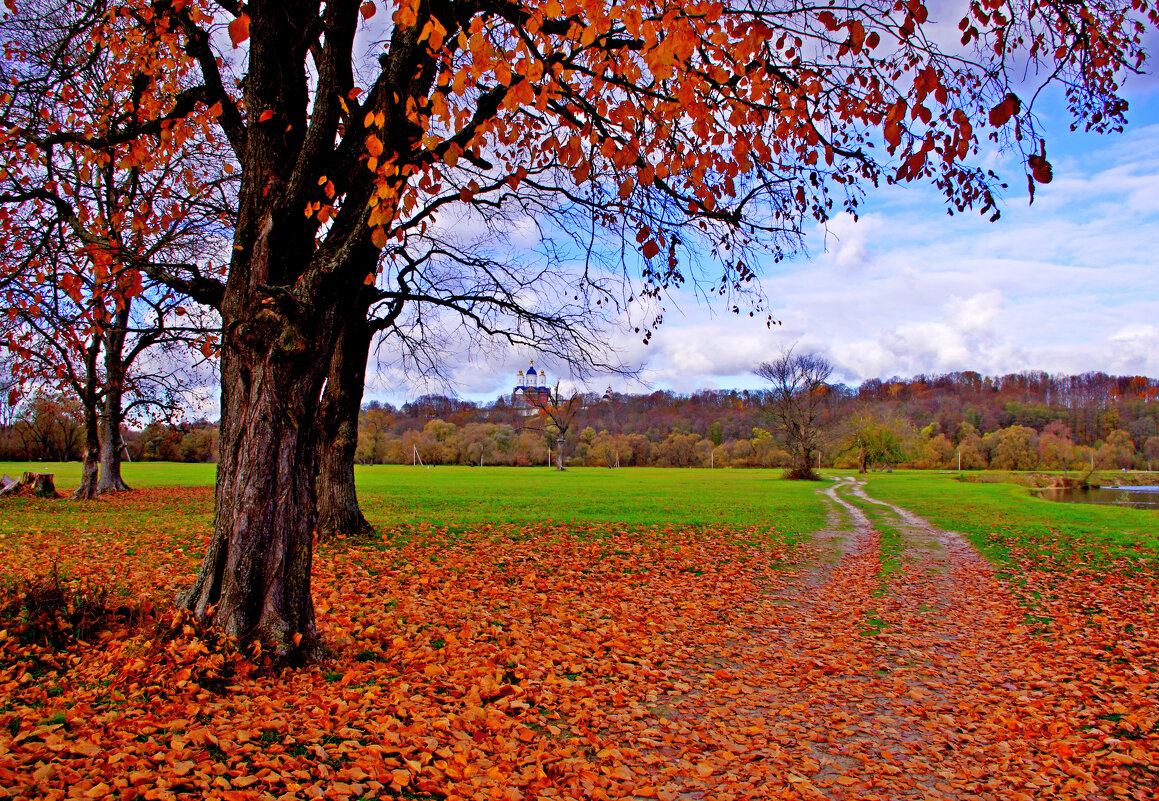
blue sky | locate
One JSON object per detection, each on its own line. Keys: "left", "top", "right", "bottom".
{"left": 362, "top": 85, "right": 1159, "bottom": 406}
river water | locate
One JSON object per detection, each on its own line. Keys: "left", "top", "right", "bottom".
{"left": 1042, "top": 485, "right": 1159, "bottom": 509}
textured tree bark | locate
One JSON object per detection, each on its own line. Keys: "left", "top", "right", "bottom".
{"left": 176, "top": 0, "right": 340, "bottom": 661}
{"left": 97, "top": 307, "right": 131, "bottom": 494}
{"left": 73, "top": 338, "right": 102, "bottom": 501}
{"left": 74, "top": 423, "right": 100, "bottom": 500}
{"left": 179, "top": 300, "right": 336, "bottom": 660}
{"left": 97, "top": 403, "right": 130, "bottom": 494}
{"left": 316, "top": 300, "right": 375, "bottom": 542}
{"left": 177, "top": 1, "right": 435, "bottom": 661}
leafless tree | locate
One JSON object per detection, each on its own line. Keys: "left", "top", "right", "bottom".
{"left": 519, "top": 384, "right": 584, "bottom": 471}
{"left": 756, "top": 349, "right": 834, "bottom": 480}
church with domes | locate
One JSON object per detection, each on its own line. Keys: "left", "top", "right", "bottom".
{"left": 513, "top": 360, "right": 552, "bottom": 409}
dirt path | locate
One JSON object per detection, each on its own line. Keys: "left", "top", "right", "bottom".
{"left": 615, "top": 478, "right": 1112, "bottom": 800}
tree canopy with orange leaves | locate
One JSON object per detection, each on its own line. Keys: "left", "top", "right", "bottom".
{"left": 1, "top": 0, "right": 1155, "bottom": 660}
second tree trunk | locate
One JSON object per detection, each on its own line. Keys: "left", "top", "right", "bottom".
{"left": 316, "top": 300, "right": 374, "bottom": 542}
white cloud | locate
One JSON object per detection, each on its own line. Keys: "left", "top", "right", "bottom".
{"left": 1108, "top": 325, "right": 1159, "bottom": 375}
{"left": 822, "top": 212, "right": 873, "bottom": 271}
{"left": 944, "top": 290, "right": 1003, "bottom": 336}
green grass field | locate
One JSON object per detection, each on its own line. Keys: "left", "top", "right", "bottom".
{"left": 0, "top": 462, "right": 826, "bottom": 540}
{"left": 861, "top": 470, "right": 1159, "bottom": 567}
{"left": 4, "top": 462, "right": 1158, "bottom": 566}
{"left": 1, "top": 461, "right": 215, "bottom": 488}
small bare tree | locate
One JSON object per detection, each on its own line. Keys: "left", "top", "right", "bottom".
{"left": 522, "top": 383, "right": 584, "bottom": 471}
{"left": 756, "top": 349, "right": 834, "bottom": 480}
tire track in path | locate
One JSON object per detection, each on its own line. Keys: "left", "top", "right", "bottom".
{"left": 616, "top": 478, "right": 1118, "bottom": 800}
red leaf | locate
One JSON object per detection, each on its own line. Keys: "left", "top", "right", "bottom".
{"left": 228, "top": 14, "right": 250, "bottom": 48}
{"left": 1028, "top": 154, "right": 1052, "bottom": 184}
{"left": 988, "top": 93, "right": 1021, "bottom": 127}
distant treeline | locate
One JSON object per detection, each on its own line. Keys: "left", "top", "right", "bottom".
{"left": 350, "top": 370, "right": 1159, "bottom": 470}
{"left": 4, "top": 370, "right": 1158, "bottom": 470}
{"left": 0, "top": 393, "right": 219, "bottom": 464}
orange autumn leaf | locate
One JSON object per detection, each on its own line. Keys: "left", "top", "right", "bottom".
{"left": 228, "top": 14, "right": 250, "bottom": 47}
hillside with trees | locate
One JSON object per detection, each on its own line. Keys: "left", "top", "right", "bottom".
{"left": 9, "top": 369, "right": 1151, "bottom": 472}
{"left": 351, "top": 370, "right": 1159, "bottom": 472}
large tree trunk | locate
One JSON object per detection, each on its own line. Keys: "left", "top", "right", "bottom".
{"left": 316, "top": 298, "right": 375, "bottom": 542}
{"left": 179, "top": 301, "right": 336, "bottom": 660}
{"left": 97, "top": 306, "right": 131, "bottom": 494}
{"left": 97, "top": 410, "right": 130, "bottom": 494}
{"left": 73, "top": 339, "right": 102, "bottom": 501}
{"left": 178, "top": 2, "right": 429, "bottom": 661}
{"left": 177, "top": 0, "right": 338, "bottom": 661}
{"left": 74, "top": 424, "right": 100, "bottom": 500}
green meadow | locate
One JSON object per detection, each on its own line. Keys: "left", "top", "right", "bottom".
{"left": 0, "top": 462, "right": 825, "bottom": 540}
{"left": 3, "top": 462, "right": 1157, "bottom": 566}
{"left": 862, "top": 470, "right": 1159, "bottom": 566}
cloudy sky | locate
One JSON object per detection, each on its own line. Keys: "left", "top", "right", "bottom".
{"left": 365, "top": 85, "right": 1159, "bottom": 407}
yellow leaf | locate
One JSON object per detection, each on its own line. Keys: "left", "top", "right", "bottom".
{"left": 366, "top": 134, "right": 384, "bottom": 156}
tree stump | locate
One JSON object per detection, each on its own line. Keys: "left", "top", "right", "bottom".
{"left": 0, "top": 472, "right": 60, "bottom": 498}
